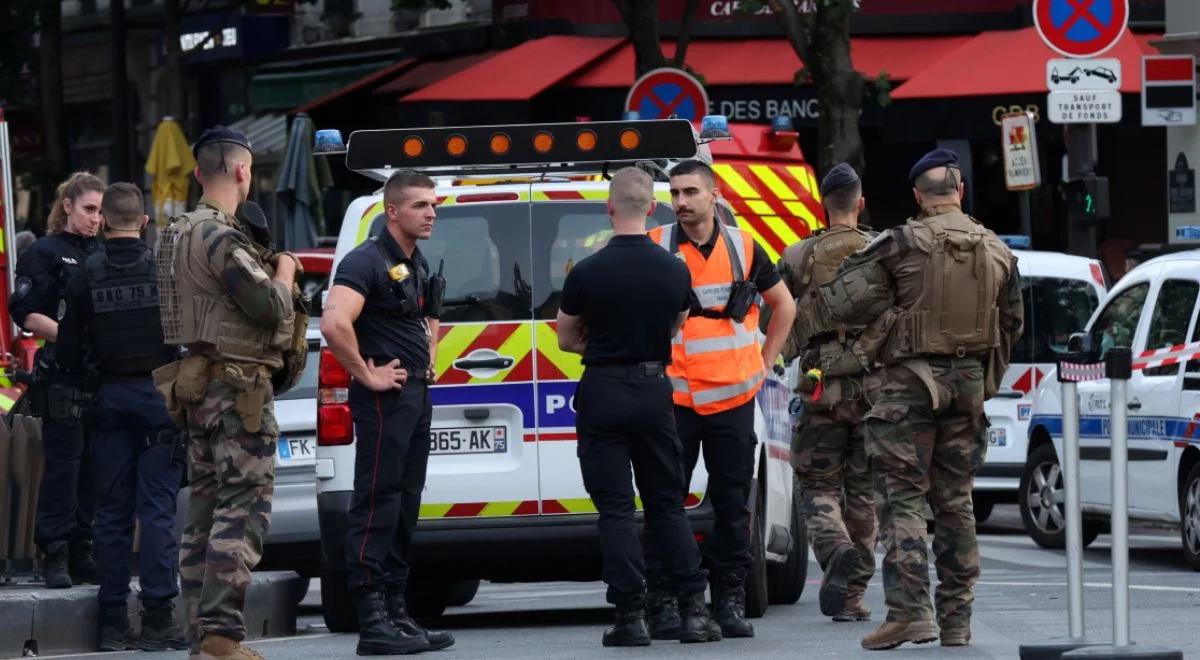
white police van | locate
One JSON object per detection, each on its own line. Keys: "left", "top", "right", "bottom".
{"left": 1026, "top": 251, "right": 1200, "bottom": 569}
{"left": 975, "top": 243, "right": 1107, "bottom": 533}
{"left": 312, "top": 119, "right": 808, "bottom": 631}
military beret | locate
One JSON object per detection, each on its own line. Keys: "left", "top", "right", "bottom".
{"left": 819, "top": 162, "right": 860, "bottom": 197}
{"left": 909, "top": 148, "right": 959, "bottom": 185}
{"left": 192, "top": 125, "right": 252, "bottom": 158}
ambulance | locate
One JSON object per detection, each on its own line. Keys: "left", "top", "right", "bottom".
{"left": 313, "top": 118, "right": 815, "bottom": 632}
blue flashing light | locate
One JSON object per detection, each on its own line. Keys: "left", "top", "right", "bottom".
{"left": 699, "top": 114, "right": 731, "bottom": 140}
{"left": 622, "top": 110, "right": 641, "bottom": 121}
{"left": 314, "top": 129, "right": 346, "bottom": 153}
{"left": 999, "top": 235, "right": 1031, "bottom": 249}
{"left": 770, "top": 115, "right": 795, "bottom": 132}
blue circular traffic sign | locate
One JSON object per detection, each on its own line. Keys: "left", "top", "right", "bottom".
{"left": 1034, "top": 0, "right": 1129, "bottom": 58}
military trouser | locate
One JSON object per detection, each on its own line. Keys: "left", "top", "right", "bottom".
{"left": 791, "top": 374, "right": 878, "bottom": 603}
{"left": 179, "top": 365, "right": 278, "bottom": 649}
{"left": 863, "top": 359, "right": 987, "bottom": 629}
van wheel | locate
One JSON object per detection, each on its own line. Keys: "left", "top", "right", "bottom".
{"left": 973, "top": 493, "right": 995, "bottom": 525}
{"left": 767, "top": 480, "right": 808, "bottom": 605}
{"left": 320, "top": 568, "right": 359, "bottom": 633}
{"left": 1180, "top": 463, "right": 1200, "bottom": 571}
{"left": 406, "top": 580, "right": 450, "bottom": 619}
{"left": 743, "top": 475, "right": 770, "bottom": 618}
{"left": 446, "top": 579, "right": 481, "bottom": 607}
{"left": 1020, "top": 444, "right": 1101, "bottom": 549}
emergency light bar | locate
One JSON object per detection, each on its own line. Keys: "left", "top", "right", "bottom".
{"left": 338, "top": 120, "right": 699, "bottom": 178}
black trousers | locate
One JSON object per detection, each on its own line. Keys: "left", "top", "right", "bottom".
{"left": 646, "top": 399, "right": 756, "bottom": 586}
{"left": 575, "top": 366, "right": 709, "bottom": 608}
{"left": 344, "top": 379, "right": 432, "bottom": 595}
{"left": 34, "top": 385, "right": 94, "bottom": 550}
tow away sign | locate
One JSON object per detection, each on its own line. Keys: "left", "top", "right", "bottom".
{"left": 1046, "top": 58, "right": 1121, "bottom": 91}
{"left": 1001, "top": 112, "right": 1041, "bottom": 190}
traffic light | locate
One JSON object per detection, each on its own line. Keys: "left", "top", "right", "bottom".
{"left": 1064, "top": 175, "right": 1110, "bottom": 222}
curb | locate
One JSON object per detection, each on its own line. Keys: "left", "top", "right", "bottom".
{"left": 0, "top": 571, "right": 304, "bottom": 658}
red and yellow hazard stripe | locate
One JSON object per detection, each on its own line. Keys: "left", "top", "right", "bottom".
{"left": 433, "top": 321, "right": 582, "bottom": 385}
{"left": 419, "top": 493, "right": 706, "bottom": 519}
{"left": 713, "top": 162, "right": 824, "bottom": 261}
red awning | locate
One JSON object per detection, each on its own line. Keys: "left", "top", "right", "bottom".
{"left": 565, "top": 36, "right": 972, "bottom": 88}
{"left": 402, "top": 36, "right": 625, "bottom": 102}
{"left": 891, "top": 27, "right": 1159, "bottom": 99}
{"left": 294, "top": 59, "right": 416, "bottom": 114}
{"left": 374, "top": 52, "right": 498, "bottom": 96}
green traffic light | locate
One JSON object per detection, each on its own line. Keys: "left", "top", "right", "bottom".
{"left": 1085, "top": 193, "right": 1094, "bottom": 214}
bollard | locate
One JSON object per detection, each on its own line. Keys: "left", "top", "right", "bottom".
{"left": 1062, "top": 348, "right": 1180, "bottom": 659}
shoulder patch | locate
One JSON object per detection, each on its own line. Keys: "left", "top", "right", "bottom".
{"left": 231, "top": 247, "right": 270, "bottom": 285}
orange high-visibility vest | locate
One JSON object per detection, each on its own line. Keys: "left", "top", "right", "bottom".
{"left": 648, "top": 222, "right": 765, "bottom": 415}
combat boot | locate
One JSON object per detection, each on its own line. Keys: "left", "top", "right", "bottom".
{"left": 197, "top": 634, "right": 263, "bottom": 660}
{"left": 645, "top": 587, "right": 681, "bottom": 640}
{"left": 384, "top": 587, "right": 454, "bottom": 651}
{"left": 940, "top": 625, "right": 971, "bottom": 646}
{"left": 713, "top": 574, "right": 754, "bottom": 638}
{"left": 138, "top": 598, "right": 188, "bottom": 651}
{"left": 354, "top": 590, "right": 430, "bottom": 655}
{"left": 69, "top": 538, "right": 97, "bottom": 585}
{"left": 43, "top": 541, "right": 71, "bottom": 589}
{"left": 677, "top": 591, "right": 722, "bottom": 644}
{"left": 97, "top": 602, "right": 132, "bottom": 652}
{"left": 860, "top": 620, "right": 939, "bottom": 650}
{"left": 832, "top": 592, "right": 872, "bottom": 622}
{"left": 602, "top": 605, "right": 651, "bottom": 647}
{"left": 819, "top": 543, "right": 859, "bottom": 617}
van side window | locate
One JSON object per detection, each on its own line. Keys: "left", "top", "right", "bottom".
{"left": 1011, "top": 277, "right": 1100, "bottom": 364}
{"left": 1144, "top": 279, "right": 1200, "bottom": 376}
{"left": 1090, "top": 283, "right": 1150, "bottom": 362}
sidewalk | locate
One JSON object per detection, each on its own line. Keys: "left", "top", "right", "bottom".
{"left": 0, "top": 571, "right": 305, "bottom": 658}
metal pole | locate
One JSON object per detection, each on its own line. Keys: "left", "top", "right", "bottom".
{"left": 1066, "top": 124, "right": 1098, "bottom": 258}
{"left": 1106, "top": 348, "right": 1133, "bottom": 648}
{"left": 0, "top": 113, "right": 17, "bottom": 299}
{"left": 1020, "top": 190, "right": 1033, "bottom": 238}
{"left": 1061, "top": 378, "right": 1085, "bottom": 639}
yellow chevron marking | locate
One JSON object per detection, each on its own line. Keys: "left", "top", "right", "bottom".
{"left": 713, "top": 164, "right": 759, "bottom": 199}
{"left": 762, "top": 215, "right": 802, "bottom": 247}
{"left": 746, "top": 199, "right": 775, "bottom": 216}
{"left": 535, "top": 322, "right": 583, "bottom": 380}
{"left": 750, "top": 164, "right": 798, "bottom": 201}
{"left": 785, "top": 201, "right": 823, "bottom": 232}
{"left": 356, "top": 201, "right": 385, "bottom": 244}
{"left": 0, "top": 395, "right": 14, "bottom": 412}
{"left": 787, "top": 165, "right": 821, "bottom": 204}
{"left": 479, "top": 501, "right": 521, "bottom": 517}
{"left": 469, "top": 323, "right": 533, "bottom": 384}
{"left": 434, "top": 324, "right": 487, "bottom": 380}
{"left": 419, "top": 503, "right": 454, "bottom": 519}
{"left": 556, "top": 498, "right": 598, "bottom": 513}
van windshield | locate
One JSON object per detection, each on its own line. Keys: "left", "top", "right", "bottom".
{"left": 1011, "top": 276, "right": 1101, "bottom": 364}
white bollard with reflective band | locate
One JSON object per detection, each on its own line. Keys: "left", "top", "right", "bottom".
{"left": 1061, "top": 379, "right": 1085, "bottom": 640}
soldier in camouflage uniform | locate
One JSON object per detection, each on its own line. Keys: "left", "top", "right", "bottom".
{"left": 777, "top": 163, "right": 877, "bottom": 623}
{"left": 808, "top": 149, "right": 1023, "bottom": 650}
{"left": 153, "top": 127, "right": 299, "bottom": 660}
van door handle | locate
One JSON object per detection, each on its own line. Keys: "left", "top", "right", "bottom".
{"left": 463, "top": 408, "right": 491, "bottom": 421}
{"left": 453, "top": 357, "right": 514, "bottom": 371}
{"left": 1127, "top": 400, "right": 1142, "bottom": 411}
{"left": 994, "top": 389, "right": 1024, "bottom": 399}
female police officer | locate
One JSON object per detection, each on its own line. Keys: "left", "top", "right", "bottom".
{"left": 9, "top": 171, "right": 104, "bottom": 588}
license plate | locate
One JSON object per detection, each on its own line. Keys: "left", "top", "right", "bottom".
{"left": 277, "top": 435, "right": 316, "bottom": 465}
{"left": 430, "top": 426, "right": 508, "bottom": 455}
{"left": 988, "top": 428, "right": 1007, "bottom": 447}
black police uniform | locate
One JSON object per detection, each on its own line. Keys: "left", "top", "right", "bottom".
{"left": 9, "top": 230, "right": 99, "bottom": 571}
{"left": 57, "top": 237, "right": 183, "bottom": 643}
{"left": 334, "top": 228, "right": 436, "bottom": 596}
{"left": 559, "top": 234, "right": 710, "bottom": 614}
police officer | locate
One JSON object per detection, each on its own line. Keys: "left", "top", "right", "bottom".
{"left": 812, "top": 149, "right": 1023, "bottom": 650}
{"left": 321, "top": 170, "right": 454, "bottom": 656}
{"left": 154, "top": 126, "right": 298, "bottom": 660}
{"left": 644, "top": 160, "right": 795, "bottom": 640}
{"left": 778, "top": 163, "right": 878, "bottom": 623}
{"left": 9, "top": 171, "right": 104, "bottom": 588}
{"left": 57, "top": 183, "right": 186, "bottom": 652}
{"left": 557, "top": 167, "right": 721, "bottom": 647}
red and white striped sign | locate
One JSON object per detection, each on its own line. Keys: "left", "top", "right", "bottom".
{"left": 1059, "top": 361, "right": 1106, "bottom": 382}
{"left": 1132, "top": 341, "right": 1200, "bottom": 371}
{"left": 1142, "top": 55, "right": 1196, "bottom": 126}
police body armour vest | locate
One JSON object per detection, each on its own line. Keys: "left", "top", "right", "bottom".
{"left": 156, "top": 206, "right": 290, "bottom": 369}
{"left": 886, "top": 211, "right": 1011, "bottom": 360}
{"left": 86, "top": 248, "right": 173, "bottom": 374}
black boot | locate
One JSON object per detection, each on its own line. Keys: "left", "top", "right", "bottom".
{"left": 355, "top": 590, "right": 431, "bottom": 656}
{"left": 137, "top": 598, "right": 188, "bottom": 651}
{"left": 69, "top": 538, "right": 97, "bottom": 585}
{"left": 602, "top": 606, "right": 651, "bottom": 647}
{"left": 677, "top": 591, "right": 722, "bottom": 644}
{"left": 714, "top": 574, "right": 755, "bottom": 638}
{"left": 97, "top": 603, "right": 132, "bottom": 652}
{"left": 43, "top": 541, "right": 71, "bottom": 589}
{"left": 646, "top": 588, "right": 682, "bottom": 640}
{"left": 385, "top": 588, "right": 455, "bottom": 651}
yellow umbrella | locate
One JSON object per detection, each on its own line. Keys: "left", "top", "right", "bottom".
{"left": 145, "top": 117, "right": 196, "bottom": 227}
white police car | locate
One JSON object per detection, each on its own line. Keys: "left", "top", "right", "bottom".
{"left": 311, "top": 119, "right": 809, "bottom": 631}
{"left": 1026, "top": 250, "right": 1200, "bottom": 569}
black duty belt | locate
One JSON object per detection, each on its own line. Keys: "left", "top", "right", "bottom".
{"left": 588, "top": 361, "right": 666, "bottom": 378}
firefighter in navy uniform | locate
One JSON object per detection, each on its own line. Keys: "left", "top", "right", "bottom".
{"left": 9, "top": 171, "right": 104, "bottom": 588}
{"left": 321, "top": 170, "right": 454, "bottom": 656}
{"left": 56, "top": 183, "right": 186, "bottom": 653}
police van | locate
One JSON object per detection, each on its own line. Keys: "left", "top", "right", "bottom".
{"left": 314, "top": 119, "right": 808, "bottom": 631}
{"left": 1027, "top": 251, "right": 1200, "bottom": 569}
{"left": 975, "top": 245, "right": 1107, "bottom": 532}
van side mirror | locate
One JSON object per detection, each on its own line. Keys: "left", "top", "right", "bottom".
{"left": 1067, "top": 332, "right": 1090, "bottom": 354}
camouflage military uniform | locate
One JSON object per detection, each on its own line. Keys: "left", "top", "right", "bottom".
{"left": 155, "top": 197, "right": 294, "bottom": 649}
{"left": 778, "top": 225, "right": 878, "bottom": 618}
{"left": 824, "top": 203, "right": 1023, "bottom": 634}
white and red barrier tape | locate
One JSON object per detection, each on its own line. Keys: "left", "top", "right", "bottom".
{"left": 1131, "top": 341, "right": 1200, "bottom": 371}
{"left": 1059, "top": 361, "right": 1106, "bottom": 382}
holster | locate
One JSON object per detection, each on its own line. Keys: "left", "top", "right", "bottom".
{"left": 152, "top": 354, "right": 212, "bottom": 430}
{"left": 214, "top": 362, "right": 271, "bottom": 434}
{"left": 156, "top": 427, "right": 187, "bottom": 467}
{"left": 46, "top": 383, "right": 89, "bottom": 420}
